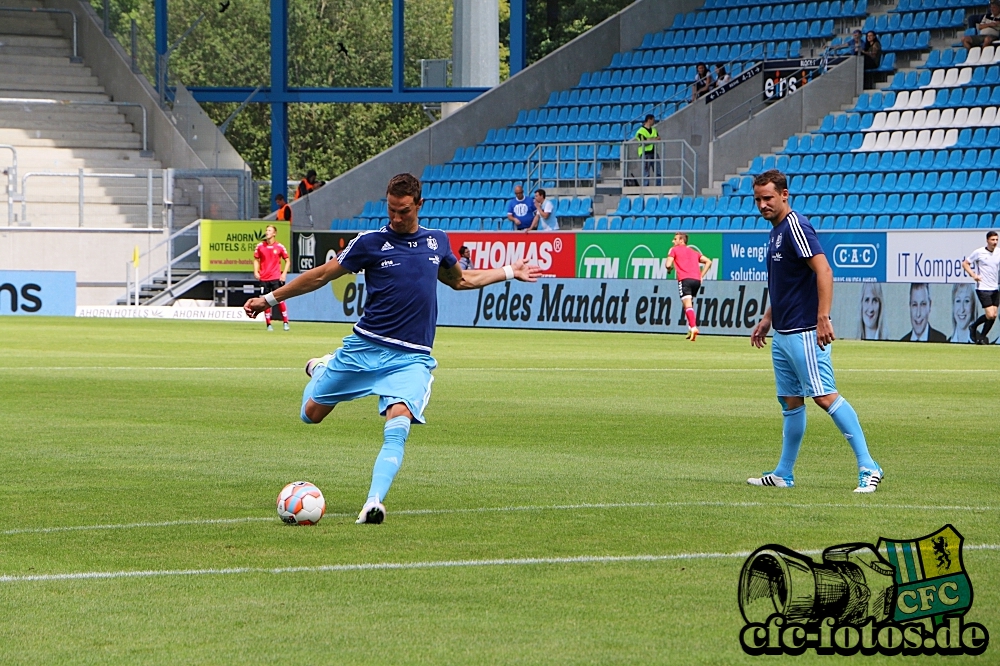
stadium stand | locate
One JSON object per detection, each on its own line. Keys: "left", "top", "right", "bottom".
{"left": 0, "top": 1, "right": 168, "bottom": 227}
{"left": 327, "top": 0, "right": 996, "bottom": 234}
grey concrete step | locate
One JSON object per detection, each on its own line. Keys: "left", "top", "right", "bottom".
{"left": 0, "top": 130, "right": 142, "bottom": 148}
{"left": 0, "top": 23, "right": 63, "bottom": 38}
{"left": 0, "top": 33, "right": 71, "bottom": 49}
{"left": 0, "top": 89, "right": 111, "bottom": 101}
{"left": 0, "top": 61, "right": 92, "bottom": 77}
{"left": 0, "top": 80, "right": 106, "bottom": 94}
{"left": 0, "top": 73, "right": 101, "bottom": 87}
{"left": 0, "top": 53, "right": 78, "bottom": 67}
{"left": 0, "top": 107, "right": 127, "bottom": 122}
{"left": 0, "top": 43, "right": 71, "bottom": 57}
{"left": 11, "top": 145, "right": 161, "bottom": 163}
{"left": 0, "top": 116, "right": 130, "bottom": 132}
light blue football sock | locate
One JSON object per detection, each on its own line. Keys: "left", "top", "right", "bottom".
{"left": 367, "top": 416, "right": 410, "bottom": 502}
{"left": 827, "top": 396, "right": 877, "bottom": 470}
{"left": 773, "top": 405, "right": 806, "bottom": 479}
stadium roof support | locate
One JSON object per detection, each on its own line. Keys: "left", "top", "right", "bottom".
{"left": 151, "top": 0, "right": 527, "bottom": 208}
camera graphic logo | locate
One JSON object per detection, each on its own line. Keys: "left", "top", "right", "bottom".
{"left": 738, "top": 525, "right": 989, "bottom": 656}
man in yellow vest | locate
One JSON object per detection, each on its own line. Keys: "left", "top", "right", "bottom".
{"left": 635, "top": 114, "right": 661, "bottom": 187}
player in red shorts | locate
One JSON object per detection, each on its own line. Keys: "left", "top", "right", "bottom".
{"left": 253, "top": 224, "right": 291, "bottom": 331}
{"left": 664, "top": 232, "right": 713, "bottom": 341}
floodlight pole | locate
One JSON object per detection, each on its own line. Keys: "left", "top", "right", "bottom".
{"left": 154, "top": 0, "right": 168, "bottom": 93}
{"left": 509, "top": 0, "right": 527, "bottom": 75}
{"left": 270, "top": 0, "right": 289, "bottom": 208}
{"left": 392, "top": 0, "right": 404, "bottom": 93}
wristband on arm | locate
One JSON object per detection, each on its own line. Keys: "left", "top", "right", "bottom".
{"left": 503, "top": 265, "right": 515, "bottom": 281}
{"left": 264, "top": 292, "right": 280, "bottom": 307}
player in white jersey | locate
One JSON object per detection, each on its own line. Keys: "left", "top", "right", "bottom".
{"left": 962, "top": 230, "right": 999, "bottom": 344}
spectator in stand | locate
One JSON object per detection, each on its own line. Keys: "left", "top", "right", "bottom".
{"left": 714, "top": 64, "right": 731, "bottom": 88}
{"left": 295, "top": 169, "right": 324, "bottom": 200}
{"left": 458, "top": 245, "right": 472, "bottom": 270}
{"left": 691, "top": 62, "right": 714, "bottom": 101}
{"left": 505, "top": 184, "right": 535, "bottom": 231}
{"left": 275, "top": 193, "right": 291, "bottom": 222}
{"left": 963, "top": 0, "right": 1000, "bottom": 50}
{"left": 529, "top": 189, "right": 559, "bottom": 231}
{"left": 634, "top": 114, "right": 661, "bottom": 187}
{"left": 861, "top": 31, "right": 882, "bottom": 89}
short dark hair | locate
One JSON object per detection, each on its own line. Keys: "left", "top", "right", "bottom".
{"left": 753, "top": 169, "right": 788, "bottom": 192}
{"left": 674, "top": 232, "right": 689, "bottom": 243}
{"left": 306, "top": 169, "right": 317, "bottom": 179}
{"left": 274, "top": 194, "right": 285, "bottom": 203}
{"left": 910, "top": 282, "right": 930, "bottom": 299}
{"left": 535, "top": 188, "right": 547, "bottom": 198}
{"left": 987, "top": 230, "right": 998, "bottom": 240}
{"left": 644, "top": 114, "right": 655, "bottom": 122}
{"left": 387, "top": 173, "right": 422, "bottom": 203}
{"left": 459, "top": 245, "right": 470, "bottom": 255}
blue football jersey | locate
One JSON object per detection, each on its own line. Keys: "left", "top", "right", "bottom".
{"left": 505, "top": 197, "right": 534, "bottom": 229}
{"left": 337, "top": 226, "right": 457, "bottom": 353}
{"left": 766, "top": 211, "right": 825, "bottom": 334}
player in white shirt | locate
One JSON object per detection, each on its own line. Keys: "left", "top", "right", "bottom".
{"left": 962, "top": 230, "right": 1000, "bottom": 344}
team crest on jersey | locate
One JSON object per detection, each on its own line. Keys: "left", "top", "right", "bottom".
{"left": 776, "top": 234, "right": 783, "bottom": 248}
{"left": 427, "top": 237, "right": 438, "bottom": 250}
{"left": 381, "top": 242, "right": 394, "bottom": 251}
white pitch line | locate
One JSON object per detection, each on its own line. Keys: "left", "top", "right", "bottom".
{"left": 4, "top": 500, "right": 996, "bottom": 537}
{"left": 0, "top": 366, "right": 995, "bottom": 373}
{"left": 2, "top": 545, "right": 999, "bottom": 584}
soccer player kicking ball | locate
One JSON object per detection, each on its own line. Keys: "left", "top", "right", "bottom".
{"left": 663, "top": 232, "right": 712, "bottom": 341}
{"left": 244, "top": 174, "right": 542, "bottom": 524}
{"left": 747, "top": 170, "right": 883, "bottom": 493}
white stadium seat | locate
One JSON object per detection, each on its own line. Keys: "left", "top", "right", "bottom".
{"left": 898, "top": 110, "right": 914, "bottom": 129}
{"left": 887, "top": 131, "right": 904, "bottom": 150}
{"left": 953, "top": 107, "right": 969, "bottom": 126}
{"left": 921, "top": 89, "right": 936, "bottom": 107}
{"left": 884, "top": 110, "right": 901, "bottom": 130}
{"left": 874, "top": 132, "right": 891, "bottom": 150}
{"left": 957, "top": 68, "right": 973, "bottom": 86}
{"left": 938, "top": 108, "right": 955, "bottom": 127}
{"left": 901, "top": 130, "right": 918, "bottom": 150}
{"left": 966, "top": 106, "right": 983, "bottom": 127}
{"left": 928, "top": 128, "right": 946, "bottom": 149}
{"left": 924, "top": 109, "right": 940, "bottom": 128}
{"left": 857, "top": 132, "right": 877, "bottom": 151}
{"left": 965, "top": 46, "right": 982, "bottom": 66}
{"left": 890, "top": 90, "right": 909, "bottom": 110}
{"left": 911, "top": 109, "right": 928, "bottom": 128}
{"left": 915, "top": 129, "right": 932, "bottom": 149}
{"left": 868, "top": 111, "right": 887, "bottom": 132}
{"left": 980, "top": 45, "right": 995, "bottom": 64}
{"left": 943, "top": 68, "right": 960, "bottom": 87}
{"left": 926, "top": 69, "right": 945, "bottom": 88}
{"left": 981, "top": 106, "right": 998, "bottom": 125}
{"left": 943, "top": 128, "right": 959, "bottom": 147}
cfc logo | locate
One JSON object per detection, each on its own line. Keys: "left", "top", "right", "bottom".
{"left": 834, "top": 244, "right": 878, "bottom": 269}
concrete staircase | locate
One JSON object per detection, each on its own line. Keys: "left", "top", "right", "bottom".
{"left": 0, "top": 0, "right": 172, "bottom": 227}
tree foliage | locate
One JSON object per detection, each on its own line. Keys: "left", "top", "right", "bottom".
{"left": 92, "top": 0, "right": 630, "bottom": 192}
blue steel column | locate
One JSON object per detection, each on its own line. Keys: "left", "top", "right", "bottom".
{"left": 509, "top": 0, "right": 527, "bottom": 75}
{"left": 154, "top": 0, "right": 168, "bottom": 91}
{"left": 392, "top": 0, "right": 404, "bottom": 93}
{"left": 270, "top": 0, "right": 288, "bottom": 207}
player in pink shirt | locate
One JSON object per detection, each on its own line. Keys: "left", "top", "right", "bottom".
{"left": 664, "top": 232, "right": 713, "bottom": 341}
{"left": 253, "top": 224, "right": 291, "bottom": 331}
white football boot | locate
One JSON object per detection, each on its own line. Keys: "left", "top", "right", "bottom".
{"left": 356, "top": 497, "right": 386, "bottom": 524}
{"left": 747, "top": 471, "right": 795, "bottom": 488}
{"left": 853, "top": 465, "right": 884, "bottom": 493}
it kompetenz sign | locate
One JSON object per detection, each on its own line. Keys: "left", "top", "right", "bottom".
{"left": 0, "top": 271, "right": 76, "bottom": 316}
{"left": 739, "top": 525, "right": 989, "bottom": 656}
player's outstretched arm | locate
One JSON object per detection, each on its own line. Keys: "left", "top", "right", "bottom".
{"left": 244, "top": 257, "right": 350, "bottom": 318}
{"left": 751, "top": 307, "right": 772, "bottom": 348}
{"left": 437, "top": 258, "right": 542, "bottom": 291}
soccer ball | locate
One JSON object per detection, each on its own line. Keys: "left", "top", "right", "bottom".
{"left": 276, "top": 481, "right": 326, "bottom": 525}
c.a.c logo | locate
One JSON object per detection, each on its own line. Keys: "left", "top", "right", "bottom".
{"left": 834, "top": 243, "right": 878, "bottom": 268}
{"left": 738, "top": 525, "right": 988, "bottom": 656}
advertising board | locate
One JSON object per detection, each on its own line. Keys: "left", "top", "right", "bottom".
{"left": 0, "top": 271, "right": 76, "bottom": 316}
{"left": 200, "top": 220, "right": 291, "bottom": 273}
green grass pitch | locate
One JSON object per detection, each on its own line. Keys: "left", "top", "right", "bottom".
{"left": 0, "top": 317, "right": 997, "bottom": 664}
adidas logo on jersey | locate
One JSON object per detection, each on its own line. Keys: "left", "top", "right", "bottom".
{"left": 381, "top": 242, "right": 394, "bottom": 251}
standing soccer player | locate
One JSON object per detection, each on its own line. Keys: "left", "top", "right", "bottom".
{"left": 747, "top": 170, "right": 883, "bottom": 493}
{"left": 244, "top": 174, "right": 541, "bottom": 524}
{"left": 663, "top": 232, "right": 712, "bottom": 341}
{"left": 962, "top": 230, "right": 999, "bottom": 344}
{"left": 253, "top": 224, "right": 291, "bottom": 331}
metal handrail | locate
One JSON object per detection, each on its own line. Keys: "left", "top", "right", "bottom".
{"left": 126, "top": 218, "right": 201, "bottom": 303}
{"left": 21, "top": 170, "right": 159, "bottom": 227}
{"left": 0, "top": 98, "right": 148, "bottom": 152}
{"left": 0, "top": 7, "right": 80, "bottom": 61}
{"left": 1, "top": 144, "right": 17, "bottom": 225}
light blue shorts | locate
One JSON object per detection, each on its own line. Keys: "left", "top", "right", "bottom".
{"left": 303, "top": 334, "right": 437, "bottom": 423}
{"left": 771, "top": 330, "right": 837, "bottom": 403}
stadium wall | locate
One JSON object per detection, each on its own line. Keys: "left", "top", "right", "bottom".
{"left": 282, "top": 0, "right": 705, "bottom": 227}
{"left": 0, "top": 230, "right": 167, "bottom": 306}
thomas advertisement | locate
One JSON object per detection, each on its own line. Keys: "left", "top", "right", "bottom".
{"left": 200, "top": 220, "right": 291, "bottom": 273}
{"left": 0, "top": 270, "right": 76, "bottom": 316}
{"left": 445, "top": 232, "right": 576, "bottom": 278}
